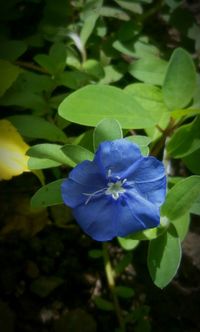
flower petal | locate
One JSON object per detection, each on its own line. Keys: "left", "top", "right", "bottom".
{"left": 94, "top": 139, "right": 141, "bottom": 178}
{"left": 116, "top": 191, "right": 160, "bottom": 237}
{"left": 73, "top": 197, "right": 118, "bottom": 241}
{"left": 69, "top": 160, "right": 105, "bottom": 187}
{"left": 125, "top": 156, "right": 166, "bottom": 206}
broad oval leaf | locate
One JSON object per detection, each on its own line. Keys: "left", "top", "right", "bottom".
{"left": 93, "top": 118, "right": 123, "bottom": 151}
{"left": 28, "top": 157, "right": 61, "bottom": 170}
{"left": 31, "top": 179, "right": 64, "bottom": 209}
{"left": 147, "top": 224, "right": 181, "bottom": 288}
{"left": 61, "top": 144, "right": 94, "bottom": 164}
{"left": 27, "top": 144, "right": 75, "bottom": 167}
{"left": 58, "top": 84, "right": 157, "bottom": 129}
{"left": 129, "top": 55, "right": 168, "bottom": 86}
{"left": 8, "top": 115, "right": 67, "bottom": 143}
{"left": 0, "top": 59, "right": 21, "bottom": 97}
{"left": 167, "top": 116, "right": 200, "bottom": 158}
{"left": 162, "top": 175, "right": 200, "bottom": 220}
{"left": 162, "top": 48, "right": 196, "bottom": 109}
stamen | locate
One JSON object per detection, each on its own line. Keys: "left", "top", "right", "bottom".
{"left": 83, "top": 187, "right": 107, "bottom": 205}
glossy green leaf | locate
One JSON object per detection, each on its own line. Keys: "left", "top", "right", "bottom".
{"left": 167, "top": 116, "right": 200, "bottom": 158}
{"left": 183, "top": 148, "right": 200, "bottom": 175}
{"left": 125, "top": 83, "right": 168, "bottom": 122}
{"left": 82, "top": 59, "right": 104, "bottom": 79}
{"left": 190, "top": 194, "right": 200, "bottom": 216}
{"left": 58, "top": 85, "right": 157, "bottom": 129}
{"left": 162, "top": 48, "right": 196, "bottom": 109}
{"left": 93, "top": 118, "right": 123, "bottom": 150}
{"left": 27, "top": 144, "right": 75, "bottom": 167}
{"left": 129, "top": 55, "right": 168, "bottom": 85}
{"left": 118, "top": 237, "right": 140, "bottom": 250}
{"left": 125, "top": 135, "right": 151, "bottom": 156}
{"left": 148, "top": 224, "right": 181, "bottom": 288}
{"left": 8, "top": 115, "right": 67, "bottom": 143}
{"left": 28, "top": 157, "right": 61, "bottom": 170}
{"left": 162, "top": 176, "right": 200, "bottom": 220}
{"left": 0, "top": 59, "right": 21, "bottom": 97}
{"left": 100, "top": 6, "right": 130, "bottom": 20}
{"left": 80, "top": 0, "right": 103, "bottom": 45}
{"left": 171, "top": 213, "right": 190, "bottom": 242}
{"left": 31, "top": 179, "right": 64, "bottom": 209}
{"left": 61, "top": 144, "right": 94, "bottom": 164}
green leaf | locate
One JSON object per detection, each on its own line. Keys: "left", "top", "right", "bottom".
{"left": 147, "top": 224, "right": 181, "bottom": 288}
{"left": 129, "top": 55, "right": 168, "bottom": 85}
{"left": 190, "top": 194, "right": 200, "bottom": 215}
{"left": 0, "top": 59, "right": 21, "bottom": 97}
{"left": 58, "top": 84, "right": 157, "bottom": 129}
{"left": 8, "top": 115, "right": 67, "bottom": 143}
{"left": 183, "top": 148, "right": 200, "bottom": 175}
{"left": 93, "top": 297, "right": 114, "bottom": 311}
{"left": 124, "top": 83, "right": 168, "bottom": 122}
{"left": 93, "top": 118, "right": 123, "bottom": 151}
{"left": 118, "top": 237, "right": 140, "bottom": 250}
{"left": 167, "top": 116, "right": 200, "bottom": 158}
{"left": 100, "top": 6, "right": 130, "bottom": 20}
{"left": 28, "top": 157, "right": 60, "bottom": 170}
{"left": 115, "top": 286, "right": 135, "bottom": 298}
{"left": 171, "top": 213, "right": 190, "bottom": 242}
{"left": 82, "top": 59, "right": 104, "bottom": 79}
{"left": 31, "top": 179, "right": 64, "bottom": 209}
{"left": 31, "top": 276, "right": 63, "bottom": 298}
{"left": 162, "top": 48, "right": 196, "bottom": 109}
{"left": 0, "top": 40, "right": 27, "bottom": 61}
{"left": 126, "top": 217, "right": 169, "bottom": 241}
{"left": 162, "top": 176, "right": 200, "bottom": 220}
{"left": 125, "top": 135, "right": 151, "bottom": 156}
{"left": 80, "top": 0, "right": 103, "bottom": 45}
{"left": 114, "top": 0, "right": 142, "bottom": 14}
{"left": 27, "top": 144, "right": 75, "bottom": 167}
{"left": 61, "top": 144, "right": 94, "bottom": 164}
{"left": 88, "top": 249, "right": 103, "bottom": 258}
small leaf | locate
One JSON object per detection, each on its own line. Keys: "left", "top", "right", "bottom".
{"left": 162, "top": 176, "right": 200, "bottom": 220}
{"left": 28, "top": 157, "right": 60, "bottom": 170}
{"left": 167, "top": 116, "right": 200, "bottom": 158}
{"left": 58, "top": 84, "right": 156, "bottom": 129}
{"left": 93, "top": 118, "right": 123, "bottom": 151}
{"left": 162, "top": 48, "right": 196, "bottom": 109}
{"left": 171, "top": 213, "right": 190, "bottom": 242}
{"left": 183, "top": 148, "right": 200, "bottom": 175}
{"left": 93, "top": 297, "right": 114, "bottom": 311}
{"left": 0, "top": 59, "right": 21, "bottom": 97}
{"left": 31, "top": 179, "right": 64, "bottom": 209}
{"left": 129, "top": 55, "right": 168, "bottom": 85}
{"left": 125, "top": 135, "right": 151, "bottom": 155}
{"left": 118, "top": 237, "right": 139, "bottom": 250}
{"left": 88, "top": 249, "right": 103, "bottom": 258}
{"left": 148, "top": 224, "right": 181, "bottom": 288}
{"left": 61, "top": 144, "right": 94, "bottom": 164}
{"left": 8, "top": 115, "right": 67, "bottom": 143}
{"left": 27, "top": 144, "right": 75, "bottom": 167}
{"left": 190, "top": 194, "right": 200, "bottom": 216}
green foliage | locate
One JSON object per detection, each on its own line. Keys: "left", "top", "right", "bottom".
{"left": 162, "top": 48, "right": 196, "bottom": 109}
{"left": 148, "top": 224, "right": 181, "bottom": 289}
{"left": 58, "top": 84, "right": 157, "bottom": 129}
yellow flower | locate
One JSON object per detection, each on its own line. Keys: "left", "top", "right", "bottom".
{"left": 0, "top": 119, "right": 30, "bottom": 180}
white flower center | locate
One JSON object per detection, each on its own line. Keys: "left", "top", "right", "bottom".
{"left": 105, "top": 180, "right": 126, "bottom": 200}
{"left": 82, "top": 170, "right": 127, "bottom": 204}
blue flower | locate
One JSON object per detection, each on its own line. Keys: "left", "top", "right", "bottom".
{"left": 62, "top": 139, "right": 166, "bottom": 241}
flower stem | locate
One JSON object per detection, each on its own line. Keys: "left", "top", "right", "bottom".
{"left": 102, "top": 243, "right": 125, "bottom": 332}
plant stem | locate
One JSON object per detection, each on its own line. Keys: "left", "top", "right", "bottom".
{"left": 102, "top": 242, "right": 125, "bottom": 332}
